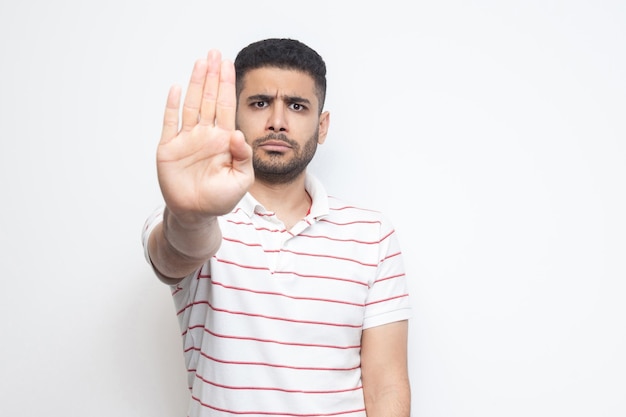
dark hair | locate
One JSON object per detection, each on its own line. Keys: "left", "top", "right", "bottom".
{"left": 234, "top": 38, "right": 327, "bottom": 112}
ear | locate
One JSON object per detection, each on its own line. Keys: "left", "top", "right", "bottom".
{"left": 317, "top": 111, "right": 330, "bottom": 144}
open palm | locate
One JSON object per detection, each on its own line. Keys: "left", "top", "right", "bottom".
{"left": 156, "top": 50, "right": 254, "bottom": 226}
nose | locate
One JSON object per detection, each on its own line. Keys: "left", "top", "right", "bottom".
{"left": 266, "top": 104, "right": 288, "bottom": 132}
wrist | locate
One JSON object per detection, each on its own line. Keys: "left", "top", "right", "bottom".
{"left": 162, "top": 207, "right": 221, "bottom": 260}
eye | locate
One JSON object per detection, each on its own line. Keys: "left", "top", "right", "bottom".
{"left": 289, "top": 103, "right": 306, "bottom": 111}
{"left": 253, "top": 101, "right": 268, "bottom": 109}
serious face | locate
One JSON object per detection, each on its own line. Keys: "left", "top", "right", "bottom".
{"left": 235, "top": 67, "right": 329, "bottom": 185}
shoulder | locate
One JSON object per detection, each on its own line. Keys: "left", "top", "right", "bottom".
{"left": 326, "top": 195, "right": 391, "bottom": 224}
{"left": 316, "top": 196, "right": 399, "bottom": 243}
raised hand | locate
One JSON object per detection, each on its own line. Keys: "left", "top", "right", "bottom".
{"left": 156, "top": 50, "right": 254, "bottom": 226}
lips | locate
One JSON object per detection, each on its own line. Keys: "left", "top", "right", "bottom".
{"left": 257, "top": 139, "right": 292, "bottom": 152}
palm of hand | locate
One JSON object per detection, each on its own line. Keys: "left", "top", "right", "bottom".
{"left": 156, "top": 50, "right": 254, "bottom": 224}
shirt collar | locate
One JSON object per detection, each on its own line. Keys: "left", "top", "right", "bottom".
{"left": 236, "top": 172, "right": 330, "bottom": 220}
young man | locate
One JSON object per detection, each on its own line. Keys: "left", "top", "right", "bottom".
{"left": 142, "top": 38, "right": 412, "bottom": 417}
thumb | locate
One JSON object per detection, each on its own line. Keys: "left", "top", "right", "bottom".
{"left": 230, "top": 130, "right": 253, "bottom": 171}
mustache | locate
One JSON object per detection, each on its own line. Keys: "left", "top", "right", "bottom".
{"left": 254, "top": 133, "right": 297, "bottom": 146}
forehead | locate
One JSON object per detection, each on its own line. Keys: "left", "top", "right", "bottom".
{"left": 239, "top": 67, "right": 318, "bottom": 100}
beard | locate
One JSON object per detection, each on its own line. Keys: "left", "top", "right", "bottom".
{"left": 251, "top": 129, "right": 319, "bottom": 185}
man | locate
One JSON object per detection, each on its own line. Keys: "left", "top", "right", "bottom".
{"left": 142, "top": 38, "right": 412, "bottom": 416}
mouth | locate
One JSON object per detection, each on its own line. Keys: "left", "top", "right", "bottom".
{"left": 256, "top": 139, "right": 293, "bottom": 153}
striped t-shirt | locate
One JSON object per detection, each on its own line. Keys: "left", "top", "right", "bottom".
{"left": 142, "top": 174, "right": 412, "bottom": 417}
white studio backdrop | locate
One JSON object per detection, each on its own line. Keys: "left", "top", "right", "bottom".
{"left": 0, "top": 1, "right": 624, "bottom": 416}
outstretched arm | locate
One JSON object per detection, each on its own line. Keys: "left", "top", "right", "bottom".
{"left": 148, "top": 50, "right": 254, "bottom": 283}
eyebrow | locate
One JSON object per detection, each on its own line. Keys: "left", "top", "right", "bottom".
{"left": 246, "top": 94, "right": 312, "bottom": 106}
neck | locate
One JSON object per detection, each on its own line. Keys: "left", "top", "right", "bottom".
{"left": 250, "top": 174, "right": 311, "bottom": 227}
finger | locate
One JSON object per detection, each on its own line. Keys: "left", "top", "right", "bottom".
{"left": 180, "top": 58, "right": 208, "bottom": 132}
{"left": 215, "top": 59, "right": 237, "bottom": 131}
{"left": 160, "top": 84, "right": 182, "bottom": 144}
{"left": 198, "top": 49, "right": 222, "bottom": 126}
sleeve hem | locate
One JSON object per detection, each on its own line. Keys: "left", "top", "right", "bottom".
{"left": 362, "top": 308, "right": 412, "bottom": 329}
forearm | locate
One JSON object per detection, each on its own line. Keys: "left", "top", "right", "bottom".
{"left": 148, "top": 207, "right": 222, "bottom": 282}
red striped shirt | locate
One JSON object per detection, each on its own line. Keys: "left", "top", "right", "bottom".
{"left": 142, "top": 174, "right": 411, "bottom": 416}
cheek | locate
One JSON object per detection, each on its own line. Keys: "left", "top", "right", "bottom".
{"left": 302, "top": 119, "right": 322, "bottom": 138}
{"left": 236, "top": 113, "right": 259, "bottom": 137}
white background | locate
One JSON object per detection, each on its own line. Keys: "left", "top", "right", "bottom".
{"left": 1, "top": 1, "right": 624, "bottom": 416}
